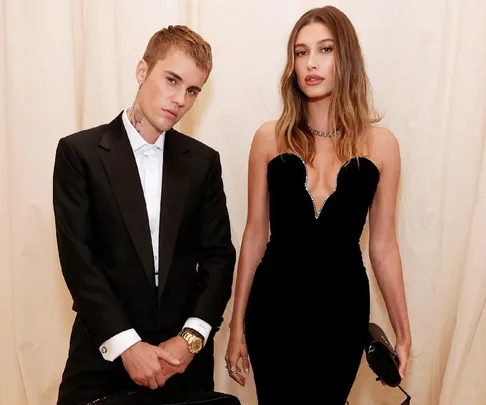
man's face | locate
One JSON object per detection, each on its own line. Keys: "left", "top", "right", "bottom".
{"left": 135, "top": 49, "right": 208, "bottom": 133}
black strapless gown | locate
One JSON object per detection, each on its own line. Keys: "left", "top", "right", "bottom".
{"left": 245, "top": 153, "right": 380, "bottom": 405}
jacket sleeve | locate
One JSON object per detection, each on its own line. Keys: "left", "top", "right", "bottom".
{"left": 190, "top": 151, "right": 236, "bottom": 330}
{"left": 53, "top": 138, "right": 133, "bottom": 348}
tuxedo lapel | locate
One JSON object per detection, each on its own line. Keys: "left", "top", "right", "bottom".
{"left": 158, "top": 129, "right": 190, "bottom": 300}
{"left": 99, "top": 114, "right": 156, "bottom": 289}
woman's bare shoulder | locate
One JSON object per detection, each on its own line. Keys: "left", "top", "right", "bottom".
{"left": 369, "top": 125, "right": 398, "bottom": 145}
{"left": 251, "top": 120, "right": 279, "bottom": 162}
{"left": 366, "top": 125, "right": 400, "bottom": 169}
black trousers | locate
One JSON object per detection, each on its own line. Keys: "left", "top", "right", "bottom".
{"left": 57, "top": 317, "right": 215, "bottom": 405}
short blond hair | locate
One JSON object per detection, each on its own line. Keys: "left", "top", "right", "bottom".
{"left": 142, "top": 25, "right": 212, "bottom": 75}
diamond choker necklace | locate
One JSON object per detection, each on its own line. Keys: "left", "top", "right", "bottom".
{"left": 305, "top": 124, "right": 338, "bottom": 137}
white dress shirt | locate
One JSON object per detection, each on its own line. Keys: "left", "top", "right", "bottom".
{"left": 99, "top": 109, "right": 211, "bottom": 362}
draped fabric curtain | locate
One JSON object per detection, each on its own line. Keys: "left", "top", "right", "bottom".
{"left": 1, "top": 1, "right": 485, "bottom": 404}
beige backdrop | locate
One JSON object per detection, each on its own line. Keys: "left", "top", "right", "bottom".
{"left": 1, "top": 0, "right": 485, "bottom": 404}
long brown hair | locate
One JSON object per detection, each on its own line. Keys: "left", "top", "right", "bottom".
{"left": 276, "top": 6, "right": 382, "bottom": 164}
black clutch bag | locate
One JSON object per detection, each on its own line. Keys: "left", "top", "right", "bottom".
{"left": 365, "top": 323, "right": 411, "bottom": 405}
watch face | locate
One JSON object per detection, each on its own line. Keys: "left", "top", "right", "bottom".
{"left": 191, "top": 339, "right": 203, "bottom": 353}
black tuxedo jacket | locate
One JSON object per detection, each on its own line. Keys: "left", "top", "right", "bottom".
{"left": 53, "top": 112, "right": 236, "bottom": 349}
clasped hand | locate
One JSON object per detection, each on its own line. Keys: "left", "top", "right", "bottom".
{"left": 121, "top": 336, "right": 195, "bottom": 389}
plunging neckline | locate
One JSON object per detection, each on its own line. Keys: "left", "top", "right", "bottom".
{"left": 289, "top": 152, "right": 345, "bottom": 219}
{"left": 267, "top": 152, "right": 378, "bottom": 219}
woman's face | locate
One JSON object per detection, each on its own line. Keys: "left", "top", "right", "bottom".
{"left": 293, "top": 22, "right": 336, "bottom": 100}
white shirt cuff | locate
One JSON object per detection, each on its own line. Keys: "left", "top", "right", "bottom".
{"left": 183, "top": 317, "right": 212, "bottom": 346}
{"left": 99, "top": 329, "right": 141, "bottom": 362}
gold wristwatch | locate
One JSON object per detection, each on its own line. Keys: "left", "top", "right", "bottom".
{"left": 178, "top": 328, "right": 204, "bottom": 354}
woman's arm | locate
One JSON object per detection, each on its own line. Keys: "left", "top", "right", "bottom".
{"left": 229, "top": 122, "right": 275, "bottom": 335}
{"left": 368, "top": 128, "right": 411, "bottom": 375}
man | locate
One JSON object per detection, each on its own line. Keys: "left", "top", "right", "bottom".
{"left": 53, "top": 25, "right": 236, "bottom": 405}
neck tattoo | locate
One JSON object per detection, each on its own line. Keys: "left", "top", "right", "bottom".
{"left": 129, "top": 107, "right": 144, "bottom": 133}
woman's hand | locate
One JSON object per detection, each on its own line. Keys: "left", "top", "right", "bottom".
{"left": 395, "top": 339, "right": 411, "bottom": 380}
{"left": 225, "top": 330, "right": 250, "bottom": 386}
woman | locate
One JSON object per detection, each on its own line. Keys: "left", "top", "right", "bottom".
{"left": 225, "top": 5, "right": 411, "bottom": 404}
